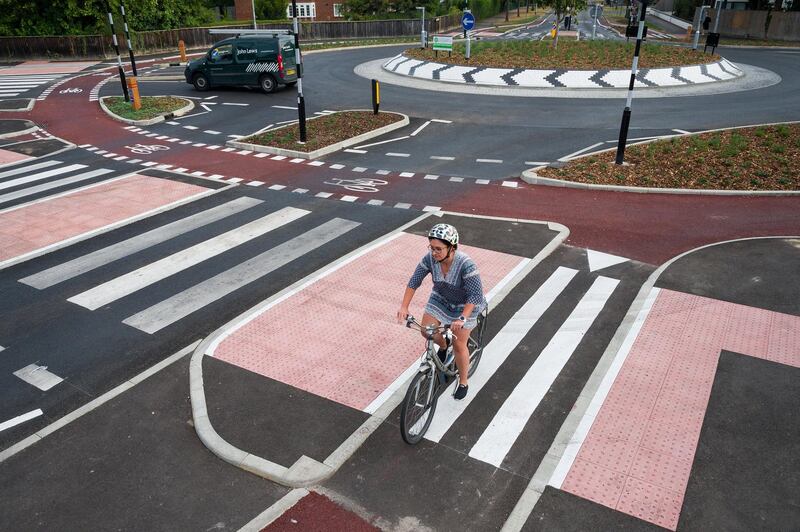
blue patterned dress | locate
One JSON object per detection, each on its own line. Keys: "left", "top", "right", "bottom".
{"left": 407, "top": 250, "right": 487, "bottom": 329}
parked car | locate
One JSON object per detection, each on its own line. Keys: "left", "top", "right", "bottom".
{"left": 185, "top": 33, "right": 298, "bottom": 93}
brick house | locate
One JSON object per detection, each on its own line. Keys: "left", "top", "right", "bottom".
{"left": 234, "top": 0, "right": 344, "bottom": 22}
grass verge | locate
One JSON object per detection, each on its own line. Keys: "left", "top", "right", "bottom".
{"left": 537, "top": 123, "right": 800, "bottom": 191}
{"left": 241, "top": 111, "right": 403, "bottom": 152}
{"left": 103, "top": 96, "right": 188, "bottom": 120}
{"left": 403, "top": 39, "right": 717, "bottom": 69}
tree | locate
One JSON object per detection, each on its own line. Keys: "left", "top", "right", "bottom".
{"left": 537, "top": 0, "right": 587, "bottom": 47}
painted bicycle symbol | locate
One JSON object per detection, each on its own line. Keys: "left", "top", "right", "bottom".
{"left": 59, "top": 87, "right": 83, "bottom": 94}
{"left": 322, "top": 177, "right": 388, "bottom": 193}
{"left": 125, "top": 144, "right": 170, "bottom": 155}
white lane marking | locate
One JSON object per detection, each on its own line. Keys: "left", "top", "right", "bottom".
{"left": 424, "top": 174, "right": 438, "bottom": 180}
{"left": 469, "top": 276, "right": 620, "bottom": 467}
{"left": 221, "top": 102, "right": 248, "bottom": 106}
{"left": 68, "top": 206, "right": 308, "bottom": 310}
{"left": 329, "top": 164, "right": 345, "bottom": 170}
{"left": 410, "top": 121, "right": 431, "bottom": 136}
{"left": 558, "top": 142, "right": 605, "bottom": 162}
{"left": 292, "top": 188, "right": 308, "bottom": 193}
{"left": 431, "top": 119, "right": 452, "bottom": 123}
{"left": 550, "top": 287, "right": 660, "bottom": 489}
{"left": 290, "top": 158, "right": 304, "bottom": 163}
{"left": 344, "top": 149, "right": 367, "bottom": 154}
{"left": 587, "top": 249, "right": 629, "bottom": 272}
{"left": 184, "top": 125, "right": 199, "bottom": 130}
{"left": 246, "top": 181, "right": 264, "bottom": 187}
{"left": 315, "top": 192, "right": 333, "bottom": 198}
{"left": 0, "top": 168, "right": 114, "bottom": 207}
{"left": 375, "top": 169, "right": 390, "bottom": 175}
{"left": 271, "top": 155, "right": 286, "bottom": 161}
{"left": 269, "top": 184, "right": 286, "bottom": 190}
{"left": 476, "top": 179, "right": 490, "bottom": 185}
{"left": 307, "top": 161, "right": 325, "bottom": 166}
{"left": 672, "top": 129, "right": 691, "bottom": 134}
{"left": 424, "top": 267, "right": 579, "bottom": 442}
{"left": 19, "top": 197, "right": 262, "bottom": 290}
{"left": 387, "top": 153, "right": 410, "bottom": 157}
{"left": 204, "top": 130, "right": 221, "bottom": 135}
{"left": 13, "top": 364, "right": 63, "bottom": 391}
{"left": 123, "top": 218, "right": 360, "bottom": 334}
{"left": 0, "top": 409, "right": 44, "bottom": 433}
{"left": 502, "top": 181, "right": 518, "bottom": 188}
{"left": 0, "top": 159, "right": 61, "bottom": 179}
{"left": 422, "top": 205, "right": 440, "bottom": 211}
{"left": 394, "top": 203, "right": 411, "bottom": 209}
{"left": 476, "top": 158, "right": 503, "bottom": 164}
{"left": 430, "top": 156, "right": 455, "bottom": 161}
{"left": 352, "top": 167, "right": 367, "bottom": 173}
{"left": 366, "top": 199, "right": 383, "bottom": 205}
{"left": 525, "top": 161, "right": 549, "bottom": 166}
{"left": 354, "top": 136, "right": 409, "bottom": 150}
{"left": 340, "top": 195, "right": 358, "bottom": 202}
{"left": 204, "top": 95, "right": 218, "bottom": 100}
{"left": 399, "top": 172, "right": 415, "bottom": 177}
{"left": 272, "top": 105, "right": 297, "bottom": 110}
{"left": 0, "top": 163, "right": 87, "bottom": 192}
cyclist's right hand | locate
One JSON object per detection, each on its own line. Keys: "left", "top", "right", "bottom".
{"left": 397, "top": 307, "right": 409, "bottom": 324}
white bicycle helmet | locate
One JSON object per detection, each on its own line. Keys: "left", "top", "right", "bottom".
{"left": 428, "top": 223, "right": 459, "bottom": 247}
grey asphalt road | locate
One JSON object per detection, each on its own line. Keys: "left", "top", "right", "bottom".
{"left": 131, "top": 45, "right": 800, "bottom": 179}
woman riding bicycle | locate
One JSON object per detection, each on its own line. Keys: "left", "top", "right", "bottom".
{"left": 397, "top": 223, "right": 487, "bottom": 400}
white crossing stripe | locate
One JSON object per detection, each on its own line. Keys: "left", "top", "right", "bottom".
{"left": 0, "top": 163, "right": 87, "bottom": 191}
{"left": 0, "top": 168, "right": 114, "bottom": 206}
{"left": 0, "top": 159, "right": 61, "bottom": 179}
{"left": 469, "top": 276, "right": 620, "bottom": 467}
{"left": 21, "top": 197, "right": 263, "bottom": 289}
{"left": 123, "top": 217, "right": 360, "bottom": 334}
{"left": 424, "top": 267, "right": 579, "bottom": 442}
{"left": 13, "top": 364, "right": 63, "bottom": 391}
{"left": 68, "top": 206, "right": 309, "bottom": 310}
{"left": 0, "top": 409, "right": 44, "bottom": 433}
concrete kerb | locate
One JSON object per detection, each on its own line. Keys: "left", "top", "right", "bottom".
{"left": 0, "top": 99, "right": 35, "bottom": 113}
{"left": 0, "top": 120, "right": 39, "bottom": 139}
{"left": 98, "top": 95, "right": 195, "bottom": 126}
{"left": 500, "top": 234, "right": 800, "bottom": 532}
{"left": 226, "top": 110, "right": 409, "bottom": 159}
{"left": 188, "top": 209, "right": 569, "bottom": 488}
{"left": 520, "top": 119, "right": 800, "bottom": 196}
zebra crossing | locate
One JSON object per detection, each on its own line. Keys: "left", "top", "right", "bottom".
{"left": 0, "top": 155, "right": 125, "bottom": 210}
{"left": 0, "top": 73, "right": 64, "bottom": 99}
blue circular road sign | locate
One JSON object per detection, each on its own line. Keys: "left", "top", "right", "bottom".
{"left": 462, "top": 12, "right": 475, "bottom": 31}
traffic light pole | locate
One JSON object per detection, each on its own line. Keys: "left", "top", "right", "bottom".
{"left": 615, "top": 0, "right": 648, "bottom": 165}
{"left": 291, "top": 0, "right": 307, "bottom": 143}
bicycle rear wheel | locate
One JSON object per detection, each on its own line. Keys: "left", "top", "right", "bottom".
{"left": 400, "top": 370, "right": 438, "bottom": 444}
{"left": 467, "top": 311, "right": 487, "bottom": 378}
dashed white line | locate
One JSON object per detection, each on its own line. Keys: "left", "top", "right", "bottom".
{"left": 449, "top": 177, "right": 464, "bottom": 182}
{"left": 0, "top": 409, "right": 43, "bottom": 433}
{"left": 289, "top": 158, "right": 305, "bottom": 164}
{"left": 476, "top": 179, "right": 490, "bottom": 185}
{"left": 476, "top": 158, "right": 503, "bottom": 164}
{"left": 292, "top": 188, "right": 308, "bottom": 193}
{"left": 410, "top": 121, "right": 431, "bottom": 136}
{"left": 430, "top": 156, "right": 455, "bottom": 161}
{"left": 355, "top": 136, "right": 409, "bottom": 149}
{"left": 340, "top": 195, "right": 358, "bottom": 202}
{"left": 204, "top": 130, "right": 221, "bottom": 135}
{"left": 254, "top": 153, "right": 270, "bottom": 158}
{"left": 367, "top": 199, "right": 384, "bottom": 205}
{"left": 184, "top": 125, "right": 199, "bottom": 130}
{"left": 375, "top": 169, "right": 390, "bottom": 175}
{"left": 352, "top": 167, "right": 367, "bottom": 173}
{"left": 315, "top": 192, "right": 333, "bottom": 198}
{"left": 502, "top": 181, "right": 518, "bottom": 188}
{"left": 246, "top": 181, "right": 264, "bottom": 186}
{"left": 423, "top": 206, "right": 441, "bottom": 211}
{"left": 394, "top": 203, "right": 411, "bottom": 209}
{"left": 386, "top": 153, "right": 410, "bottom": 157}
{"left": 399, "top": 172, "right": 415, "bottom": 177}
{"left": 272, "top": 105, "right": 297, "bottom": 110}
{"left": 269, "top": 184, "right": 286, "bottom": 190}
{"left": 307, "top": 160, "right": 325, "bottom": 166}
{"left": 424, "top": 174, "right": 439, "bottom": 180}
{"left": 329, "top": 164, "right": 345, "bottom": 170}
{"left": 525, "top": 161, "right": 549, "bottom": 166}
{"left": 344, "top": 149, "right": 367, "bottom": 154}
{"left": 431, "top": 119, "right": 452, "bottom": 123}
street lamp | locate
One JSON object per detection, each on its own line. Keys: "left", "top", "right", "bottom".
{"left": 416, "top": 7, "right": 427, "bottom": 48}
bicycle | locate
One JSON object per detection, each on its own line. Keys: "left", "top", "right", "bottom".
{"left": 399, "top": 309, "right": 487, "bottom": 445}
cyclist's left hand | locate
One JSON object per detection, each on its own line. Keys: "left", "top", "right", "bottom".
{"left": 451, "top": 319, "right": 464, "bottom": 332}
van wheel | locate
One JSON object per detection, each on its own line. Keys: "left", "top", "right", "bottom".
{"left": 260, "top": 74, "right": 277, "bottom": 94}
{"left": 193, "top": 73, "right": 210, "bottom": 92}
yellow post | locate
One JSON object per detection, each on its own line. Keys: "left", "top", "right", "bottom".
{"left": 372, "top": 79, "right": 380, "bottom": 115}
{"left": 179, "top": 40, "right": 187, "bottom": 63}
{"left": 127, "top": 76, "right": 141, "bottom": 111}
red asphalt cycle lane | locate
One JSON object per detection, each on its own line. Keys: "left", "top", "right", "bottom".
{"left": 11, "top": 67, "right": 800, "bottom": 268}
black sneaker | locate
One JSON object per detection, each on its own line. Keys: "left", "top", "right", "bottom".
{"left": 454, "top": 384, "right": 468, "bottom": 400}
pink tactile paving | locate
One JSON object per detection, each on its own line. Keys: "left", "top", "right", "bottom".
{"left": 0, "top": 61, "right": 97, "bottom": 75}
{"left": 0, "top": 149, "right": 31, "bottom": 166}
{"left": 562, "top": 288, "right": 800, "bottom": 530}
{"left": 213, "top": 232, "right": 525, "bottom": 411}
{"left": 0, "top": 174, "right": 207, "bottom": 262}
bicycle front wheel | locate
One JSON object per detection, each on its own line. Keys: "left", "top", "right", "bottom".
{"left": 467, "top": 311, "right": 487, "bottom": 378}
{"left": 400, "top": 370, "right": 438, "bottom": 444}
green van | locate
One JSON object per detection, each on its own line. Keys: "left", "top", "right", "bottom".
{"left": 185, "top": 32, "right": 298, "bottom": 94}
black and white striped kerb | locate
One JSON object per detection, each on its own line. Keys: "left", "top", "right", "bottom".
{"left": 382, "top": 55, "right": 744, "bottom": 89}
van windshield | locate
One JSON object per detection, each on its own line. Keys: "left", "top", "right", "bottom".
{"left": 209, "top": 44, "right": 233, "bottom": 63}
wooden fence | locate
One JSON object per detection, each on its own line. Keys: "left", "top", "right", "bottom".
{"left": 0, "top": 14, "right": 462, "bottom": 61}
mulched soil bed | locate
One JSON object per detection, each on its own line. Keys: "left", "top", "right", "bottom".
{"left": 537, "top": 123, "right": 800, "bottom": 191}
{"left": 103, "top": 96, "right": 188, "bottom": 120}
{"left": 403, "top": 40, "right": 718, "bottom": 69}
{"left": 242, "top": 111, "right": 402, "bottom": 152}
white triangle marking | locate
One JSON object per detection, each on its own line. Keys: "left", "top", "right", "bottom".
{"left": 586, "top": 249, "right": 629, "bottom": 272}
